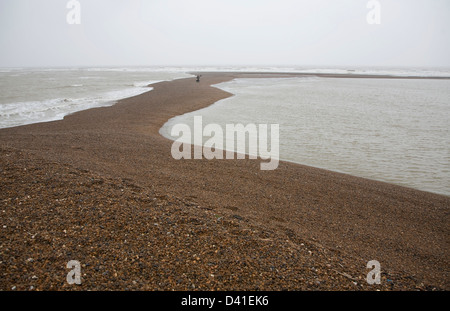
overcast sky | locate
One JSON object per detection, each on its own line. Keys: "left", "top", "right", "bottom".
{"left": 0, "top": 0, "right": 449, "bottom": 68}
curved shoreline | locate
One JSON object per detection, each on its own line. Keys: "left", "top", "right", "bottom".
{"left": 0, "top": 72, "right": 448, "bottom": 290}
{"left": 161, "top": 75, "right": 450, "bottom": 197}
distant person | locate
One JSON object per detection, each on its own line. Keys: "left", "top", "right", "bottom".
{"left": 196, "top": 75, "right": 201, "bottom": 82}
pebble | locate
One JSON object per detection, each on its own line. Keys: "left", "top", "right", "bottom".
{"left": 0, "top": 138, "right": 445, "bottom": 291}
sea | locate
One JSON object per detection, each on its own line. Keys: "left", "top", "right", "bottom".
{"left": 1, "top": 66, "right": 449, "bottom": 195}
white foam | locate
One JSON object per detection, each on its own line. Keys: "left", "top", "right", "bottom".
{"left": 0, "top": 68, "right": 192, "bottom": 129}
{"left": 0, "top": 85, "right": 153, "bottom": 128}
{"left": 132, "top": 80, "right": 163, "bottom": 87}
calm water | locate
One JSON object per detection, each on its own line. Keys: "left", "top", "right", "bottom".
{"left": 161, "top": 77, "right": 450, "bottom": 196}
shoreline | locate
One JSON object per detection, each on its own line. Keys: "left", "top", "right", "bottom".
{"left": 0, "top": 72, "right": 448, "bottom": 290}
{"left": 190, "top": 71, "right": 450, "bottom": 79}
{"left": 164, "top": 73, "right": 450, "bottom": 197}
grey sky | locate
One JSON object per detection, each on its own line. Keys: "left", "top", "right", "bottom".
{"left": 0, "top": 0, "right": 449, "bottom": 67}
